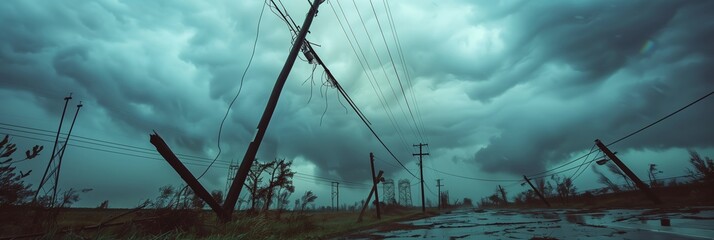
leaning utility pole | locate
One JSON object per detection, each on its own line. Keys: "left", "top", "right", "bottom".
{"left": 436, "top": 179, "right": 443, "bottom": 210}
{"left": 413, "top": 143, "right": 429, "bottom": 213}
{"left": 595, "top": 139, "right": 662, "bottom": 204}
{"left": 369, "top": 152, "right": 381, "bottom": 219}
{"left": 34, "top": 93, "right": 72, "bottom": 202}
{"left": 358, "top": 170, "right": 384, "bottom": 222}
{"left": 222, "top": 0, "right": 323, "bottom": 221}
{"left": 52, "top": 101, "right": 83, "bottom": 204}
{"left": 523, "top": 175, "right": 550, "bottom": 207}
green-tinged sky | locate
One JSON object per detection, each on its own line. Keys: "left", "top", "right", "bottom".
{"left": 1, "top": 0, "right": 713, "bottom": 208}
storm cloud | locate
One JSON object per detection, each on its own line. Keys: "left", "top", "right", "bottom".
{"left": 1, "top": 0, "right": 713, "bottom": 207}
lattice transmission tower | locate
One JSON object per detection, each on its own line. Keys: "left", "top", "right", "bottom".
{"left": 398, "top": 179, "right": 412, "bottom": 206}
{"left": 382, "top": 179, "right": 396, "bottom": 205}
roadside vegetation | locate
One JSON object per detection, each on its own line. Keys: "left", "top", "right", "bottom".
{"left": 476, "top": 151, "right": 714, "bottom": 209}
{"left": 0, "top": 134, "right": 430, "bottom": 239}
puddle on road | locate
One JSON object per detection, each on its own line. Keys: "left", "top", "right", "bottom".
{"left": 343, "top": 208, "right": 714, "bottom": 240}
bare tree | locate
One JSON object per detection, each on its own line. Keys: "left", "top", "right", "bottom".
{"left": 606, "top": 162, "right": 634, "bottom": 189}
{"left": 244, "top": 160, "right": 271, "bottom": 211}
{"left": 300, "top": 191, "right": 317, "bottom": 211}
{"left": 552, "top": 175, "right": 576, "bottom": 202}
{"left": 0, "top": 135, "right": 43, "bottom": 207}
{"left": 687, "top": 150, "right": 714, "bottom": 181}
{"left": 591, "top": 165, "right": 620, "bottom": 193}
{"left": 260, "top": 159, "right": 295, "bottom": 213}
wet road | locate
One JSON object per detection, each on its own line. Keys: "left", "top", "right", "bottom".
{"left": 348, "top": 208, "right": 714, "bottom": 239}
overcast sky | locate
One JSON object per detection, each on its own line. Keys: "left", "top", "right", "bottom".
{"left": 1, "top": 0, "right": 713, "bottom": 209}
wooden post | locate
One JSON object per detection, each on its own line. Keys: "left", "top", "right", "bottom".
{"left": 150, "top": 132, "right": 225, "bottom": 218}
{"left": 369, "top": 152, "right": 381, "bottom": 219}
{"left": 523, "top": 175, "right": 551, "bottom": 207}
{"left": 223, "top": 0, "right": 323, "bottom": 221}
{"left": 358, "top": 170, "right": 384, "bottom": 223}
{"left": 595, "top": 139, "right": 662, "bottom": 204}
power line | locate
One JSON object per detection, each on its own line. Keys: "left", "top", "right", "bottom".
{"left": 0, "top": 123, "right": 231, "bottom": 164}
{"left": 368, "top": 0, "right": 424, "bottom": 143}
{"left": 424, "top": 165, "right": 522, "bottom": 182}
{"left": 382, "top": 0, "right": 429, "bottom": 144}
{"left": 270, "top": 1, "right": 418, "bottom": 179}
{"left": 329, "top": 0, "right": 413, "bottom": 153}
{"left": 201, "top": 1, "right": 268, "bottom": 180}
{"left": 527, "top": 90, "right": 713, "bottom": 179}
{"left": 351, "top": 0, "right": 422, "bottom": 146}
{"left": 3, "top": 127, "right": 376, "bottom": 191}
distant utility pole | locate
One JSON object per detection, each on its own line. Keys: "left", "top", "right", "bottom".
{"left": 436, "top": 179, "right": 443, "bottom": 210}
{"left": 595, "top": 139, "right": 662, "bottom": 204}
{"left": 369, "top": 152, "right": 381, "bottom": 218}
{"left": 34, "top": 93, "right": 72, "bottom": 202}
{"left": 331, "top": 181, "right": 339, "bottom": 211}
{"left": 413, "top": 143, "right": 429, "bottom": 213}
{"left": 222, "top": 0, "right": 323, "bottom": 221}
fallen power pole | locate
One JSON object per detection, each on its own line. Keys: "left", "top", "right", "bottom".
{"left": 358, "top": 170, "right": 384, "bottom": 223}
{"left": 413, "top": 143, "right": 429, "bottom": 213}
{"left": 595, "top": 139, "right": 662, "bottom": 204}
{"left": 150, "top": 132, "right": 225, "bottom": 218}
{"left": 222, "top": 0, "right": 323, "bottom": 221}
{"left": 523, "top": 175, "right": 551, "bottom": 207}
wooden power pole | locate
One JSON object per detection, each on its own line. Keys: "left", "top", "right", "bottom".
{"left": 369, "top": 152, "right": 381, "bottom": 219}
{"left": 436, "top": 179, "right": 443, "bottom": 209}
{"left": 595, "top": 139, "right": 662, "bottom": 204}
{"left": 413, "top": 143, "right": 429, "bottom": 213}
{"left": 222, "top": 0, "right": 323, "bottom": 221}
{"left": 358, "top": 170, "right": 384, "bottom": 222}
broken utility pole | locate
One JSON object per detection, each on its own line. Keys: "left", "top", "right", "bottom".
{"left": 523, "top": 175, "right": 551, "bottom": 207}
{"left": 358, "top": 170, "right": 384, "bottom": 223}
{"left": 150, "top": 132, "right": 225, "bottom": 218}
{"left": 595, "top": 139, "right": 662, "bottom": 204}
{"left": 369, "top": 152, "right": 381, "bottom": 219}
{"left": 222, "top": 0, "right": 323, "bottom": 221}
{"left": 413, "top": 143, "right": 429, "bottom": 213}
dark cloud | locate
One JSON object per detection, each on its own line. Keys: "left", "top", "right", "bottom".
{"left": 470, "top": 0, "right": 714, "bottom": 175}
{"left": 1, "top": 0, "right": 713, "bottom": 207}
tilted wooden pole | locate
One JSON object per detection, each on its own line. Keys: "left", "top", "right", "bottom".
{"left": 358, "top": 170, "right": 384, "bottom": 223}
{"left": 369, "top": 152, "right": 381, "bottom": 219}
{"left": 222, "top": 0, "right": 323, "bottom": 221}
{"left": 595, "top": 139, "right": 662, "bottom": 204}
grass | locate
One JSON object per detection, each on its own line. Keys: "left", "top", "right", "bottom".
{"left": 0, "top": 206, "right": 438, "bottom": 239}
